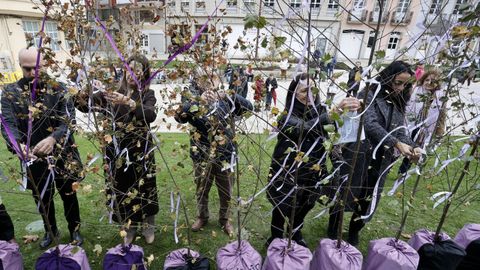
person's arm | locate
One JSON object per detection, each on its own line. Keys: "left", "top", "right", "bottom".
{"left": 132, "top": 89, "right": 157, "bottom": 123}
{"left": 0, "top": 204, "right": 15, "bottom": 242}
{"left": 75, "top": 88, "right": 105, "bottom": 113}
{"left": 363, "top": 92, "right": 399, "bottom": 148}
{"left": 1, "top": 85, "right": 23, "bottom": 154}
{"left": 232, "top": 93, "right": 253, "bottom": 116}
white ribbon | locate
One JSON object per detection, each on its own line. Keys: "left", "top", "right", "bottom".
{"left": 372, "top": 126, "right": 409, "bottom": 160}
{"left": 360, "top": 159, "right": 401, "bottom": 220}
{"left": 430, "top": 191, "right": 452, "bottom": 209}
{"left": 174, "top": 193, "right": 181, "bottom": 244}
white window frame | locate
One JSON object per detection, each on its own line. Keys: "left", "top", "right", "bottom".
{"left": 387, "top": 32, "right": 400, "bottom": 50}
{"left": 244, "top": 0, "right": 255, "bottom": 11}
{"left": 353, "top": 0, "right": 365, "bottom": 9}
{"left": 263, "top": 0, "right": 275, "bottom": 14}
{"left": 23, "top": 20, "right": 60, "bottom": 51}
{"left": 290, "top": 0, "right": 301, "bottom": 9}
{"left": 396, "top": 0, "right": 410, "bottom": 13}
{"left": 429, "top": 0, "right": 443, "bottom": 14}
{"left": 327, "top": 0, "right": 339, "bottom": 11}
{"left": 195, "top": 0, "right": 205, "bottom": 12}
{"left": 453, "top": 0, "right": 468, "bottom": 15}
{"left": 180, "top": 0, "right": 190, "bottom": 12}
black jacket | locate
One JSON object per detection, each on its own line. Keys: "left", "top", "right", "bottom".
{"left": 1, "top": 78, "right": 82, "bottom": 180}
{"left": 265, "top": 77, "right": 278, "bottom": 92}
{"left": 175, "top": 93, "right": 253, "bottom": 163}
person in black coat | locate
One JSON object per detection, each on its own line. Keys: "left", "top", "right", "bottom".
{"left": 1, "top": 48, "right": 83, "bottom": 248}
{"left": 327, "top": 61, "right": 422, "bottom": 246}
{"left": 174, "top": 69, "right": 253, "bottom": 235}
{"left": 266, "top": 73, "right": 360, "bottom": 247}
{"left": 76, "top": 54, "right": 159, "bottom": 244}
{"left": 265, "top": 74, "right": 278, "bottom": 110}
{"left": 0, "top": 203, "right": 15, "bottom": 242}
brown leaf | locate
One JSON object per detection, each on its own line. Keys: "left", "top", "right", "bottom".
{"left": 23, "top": 234, "right": 39, "bottom": 244}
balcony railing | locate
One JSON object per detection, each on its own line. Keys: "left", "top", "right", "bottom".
{"left": 390, "top": 11, "right": 413, "bottom": 25}
{"left": 347, "top": 9, "right": 368, "bottom": 23}
{"left": 369, "top": 11, "right": 390, "bottom": 24}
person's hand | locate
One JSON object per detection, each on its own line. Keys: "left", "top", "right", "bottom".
{"left": 331, "top": 97, "right": 361, "bottom": 115}
{"left": 20, "top": 143, "right": 37, "bottom": 161}
{"left": 395, "top": 142, "right": 415, "bottom": 159}
{"left": 92, "top": 79, "right": 105, "bottom": 92}
{"left": 410, "top": 147, "right": 424, "bottom": 163}
{"left": 201, "top": 90, "right": 225, "bottom": 104}
{"left": 104, "top": 92, "right": 136, "bottom": 108}
{"left": 32, "top": 137, "right": 56, "bottom": 156}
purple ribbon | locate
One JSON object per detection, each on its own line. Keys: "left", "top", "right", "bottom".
{"left": 95, "top": 17, "right": 141, "bottom": 90}
{"left": 27, "top": 5, "right": 50, "bottom": 159}
{"left": 144, "top": 0, "right": 226, "bottom": 86}
{"left": 0, "top": 114, "right": 24, "bottom": 160}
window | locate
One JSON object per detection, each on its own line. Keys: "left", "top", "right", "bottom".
{"left": 244, "top": 0, "right": 255, "bottom": 11}
{"left": 264, "top": 0, "right": 274, "bottom": 7}
{"left": 387, "top": 32, "right": 400, "bottom": 50}
{"left": 396, "top": 0, "right": 410, "bottom": 13}
{"left": 195, "top": 24, "right": 208, "bottom": 46}
{"left": 139, "top": 10, "right": 155, "bottom": 22}
{"left": 23, "top": 21, "right": 41, "bottom": 47}
{"left": 353, "top": 0, "right": 365, "bottom": 9}
{"left": 311, "top": 0, "right": 321, "bottom": 9}
{"left": 367, "top": 31, "right": 376, "bottom": 48}
{"left": 23, "top": 21, "right": 60, "bottom": 51}
{"left": 168, "top": 0, "right": 175, "bottom": 7}
{"left": 140, "top": 34, "right": 149, "bottom": 47}
{"left": 453, "top": 0, "right": 468, "bottom": 15}
{"left": 181, "top": 0, "right": 190, "bottom": 11}
{"left": 327, "top": 0, "right": 339, "bottom": 11}
{"left": 290, "top": 0, "right": 301, "bottom": 8}
{"left": 429, "top": 0, "right": 443, "bottom": 14}
{"left": 195, "top": 0, "right": 205, "bottom": 12}
{"left": 227, "top": 0, "right": 237, "bottom": 8}
{"left": 374, "top": 0, "right": 388, "bottom": 12}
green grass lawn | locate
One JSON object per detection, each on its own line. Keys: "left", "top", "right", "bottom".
{"left": 0, "top": 133, "right": 478, "bottom": 269}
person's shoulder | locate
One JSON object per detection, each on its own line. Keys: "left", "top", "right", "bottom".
{"left": 2, "top": 81, "right": 21, "bottom": 95}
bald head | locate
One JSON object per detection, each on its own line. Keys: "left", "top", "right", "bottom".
{"left": 19, "top": 47, "right": 44, "bottom": 79}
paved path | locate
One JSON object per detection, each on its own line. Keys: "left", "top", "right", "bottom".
{"left": 76, "top": 71, "right": 480, "bottom": 136}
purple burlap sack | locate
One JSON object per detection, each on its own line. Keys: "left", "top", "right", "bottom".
{"left": 408, "top": 229, "right": 450, "bottom": 251}
{"left": 164, "top": 248, "right": 210, "bottom": 270}
{"left": 103, "top": 244, "right": 146, "bottom": 270}
{"left": 216, "top": 240, "right": 262, "bottom": 270}
{"left": 363, "top": 237, "right": 419, "bottom": 270}
{"left": 454, "top": 224, "right": 480, "bottom": 250}
{"left": 164, "top": 248, "right": 200, "bottom": 269}
{"left": 0, "top": 241, "right": 23, "bottom": 270}
{"left": 310, "top": 238, "right": 362, "bottom": 270}
{"left": 35, "top": 244, "right": 91, "bottom": 270}
{"left": 263, "top": 238, "right": 312, "bottom": 270}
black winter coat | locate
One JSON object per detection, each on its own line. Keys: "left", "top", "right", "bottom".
{"left": 175, "top": 93, "right": 253, "bottom": 163}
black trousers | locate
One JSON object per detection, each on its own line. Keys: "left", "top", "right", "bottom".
{"left": 0, "top": 204, "right": 15, "bottom": 241}
{"left": 28, "top": 161, "right": 81, "bottom": 234}
{"left": 270, "top": 194, "right": 315, "bottom": 240}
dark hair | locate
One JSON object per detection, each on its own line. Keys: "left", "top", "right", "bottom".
{"left": 119, "top": 54, "right": 151, "bottom": 93}
{"left": 376, "top": 60, "right": 414, "bottom": 111}
{"left": 284, "top": 73, "right": 320, "bottom": 110}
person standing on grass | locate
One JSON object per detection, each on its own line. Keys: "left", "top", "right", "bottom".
{"left": 265, "top": 73, "right": 278, "bottom": 110}
{"left": 266, "top": 73, "right": 361, "bottom": 248}
{"left": 327, "top": 61, "right": 422, "bottom": 246}
{"left": 1, "top": 47, "right": 83, "bottom": 248}
{"left": 174, "top": 69, "right": 253, "bottom": 236}
{"left": 399, "top": 68, "right": 445, "bottom": 175}
{"left": 76, "top": 54, "right": 159, "bottom": 245}
{"left": 0, "top": 203, "right": 16, "bottom": 243}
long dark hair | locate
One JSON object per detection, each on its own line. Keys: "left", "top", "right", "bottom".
{"left": 118, "top": 54, "right": 151, "bottom": 94}
{"left": 284, "top": 73, "right": 322, "bottom": 119}
{"left": 376, "top": 60, "right": 414, "bottom": 111}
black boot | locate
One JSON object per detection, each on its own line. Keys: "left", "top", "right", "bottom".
{"left": 347, "top": 216, "right": 365, "bottom": 246}
{"left": 70, "top": 231, "right": 83, "bottom": 246}
{"left": 327, "top": 212, "right": 340, "bottom": 240}
{"left": 292, "top": 230, "right": 308, "bottom": 248}
{"left": 39, "top": 230, "right": 60, "bottom": 249}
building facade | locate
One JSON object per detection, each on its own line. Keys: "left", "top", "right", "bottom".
{"left": 336, "top": 0, "right": 420, "bottom": 61}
